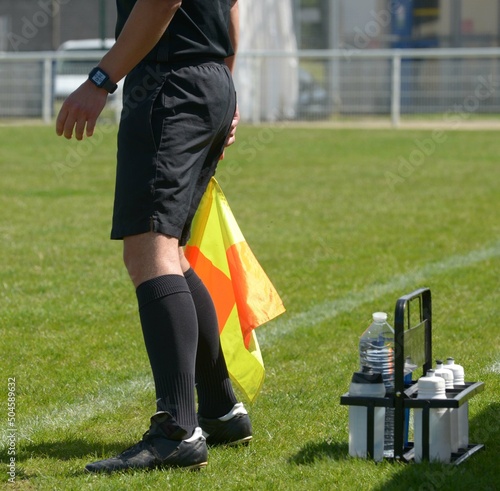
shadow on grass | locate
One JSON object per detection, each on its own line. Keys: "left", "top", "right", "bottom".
{"left": 15, "top": 438, "right": 133, "bottom": 461}
{"left": 0, "top": 438, "right": 136, "bottom": 479}
{"left": 370, "top": 402, "right": 499, "bottom": 491}
{"left": 0, "top": 438, "right": 134, "bottom": 480}
{"left": 289, "top": 439, "right": 349, "bottom": 465}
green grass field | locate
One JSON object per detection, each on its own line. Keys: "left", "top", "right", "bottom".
{"left": 0, "top": 123, "right": 499, "bottom": 490}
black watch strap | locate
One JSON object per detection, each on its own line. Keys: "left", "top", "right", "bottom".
{"left": 88, "top": 67, "right": 118, "bottom": 94}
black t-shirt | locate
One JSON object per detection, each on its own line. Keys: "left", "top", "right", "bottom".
{"left": 115, "top": 0, "right": 234, "bottom": 62}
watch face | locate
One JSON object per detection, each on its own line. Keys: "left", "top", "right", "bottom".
{"left": 92, "top": 70, "right": 107, "bottom": 86}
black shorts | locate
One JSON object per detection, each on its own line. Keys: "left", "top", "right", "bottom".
{"left": 110, "top": 59, "right": 236, "bottom": 245}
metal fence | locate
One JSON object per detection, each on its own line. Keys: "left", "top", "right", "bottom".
{"left": 1, "top": 47, "right": 500, "bottom": 125}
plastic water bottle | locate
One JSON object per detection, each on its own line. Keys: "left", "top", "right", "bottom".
{"left": 445, "top": 357, "right": 465, "bottom": 385}
{"left": 348, "top": 366, "right": 386, "bottom": 462}
{"left": 414, "top": 370, "right": 451, "bottom": 463}
{"left": 359, "top": 312, "right": 395, "bottom": 457}
{"left": 434, "top": 360, "right": 457, "bottom": 452}
{"left": 446, "top": 357, "right": 468, "bottom": 450}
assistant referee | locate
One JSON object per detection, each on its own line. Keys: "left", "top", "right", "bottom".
{"left": 56, "top": 0, "right": 252, "bottom": 473}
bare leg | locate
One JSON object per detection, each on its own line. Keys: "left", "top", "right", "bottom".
{"left": 124, "top": 232, "right": 198, "bottom": 436}
{"left": 123, "top": 231, "right": 182, "bottom": 287}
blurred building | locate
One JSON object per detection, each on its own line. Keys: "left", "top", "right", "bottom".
{"left": 1, "top": 0, "right": 499, "bottom": 52}
{"left": 295, "top": 0, "right": 500, "bottom": 50}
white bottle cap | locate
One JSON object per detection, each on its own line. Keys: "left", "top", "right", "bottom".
{"left": 417, "top": 370, "right": 446, "bottom": 398}
{"left": 372, "top": 312, "right": 388, "bottom": 322}
{"left": 435, "top": 360, "right": 454, "bottom": 389}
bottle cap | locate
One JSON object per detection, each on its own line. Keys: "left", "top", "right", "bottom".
{"left": 434, "top": 363, "right": 454, "bottom": 388}
{"left": 417, "top": 369, "right": 446, "bottom": 397}
{"left": 372, "top": 312, "right": 388, "bottom": 322}
{"left": 351, "top": 366, "right": 384, "bottom": 384}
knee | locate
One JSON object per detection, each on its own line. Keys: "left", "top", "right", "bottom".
{"left": 122, "top": 238, "right": 154, "bottom": 287}
{"left": 122, "top": 233, "right": 183, "bottom": 287}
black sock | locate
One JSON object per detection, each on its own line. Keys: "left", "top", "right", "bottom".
{"left": 184, "top": 268, "right": 238, "bottom": 418}
{"left": 136, "top": 274, "right": 198, "bottom": 439}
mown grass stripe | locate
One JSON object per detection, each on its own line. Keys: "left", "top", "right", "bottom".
{"left": 259, "top": 241, "right": 500, "bottom": 343}
{"left": 1, "top": 375, "right": 153, "bottom": 448}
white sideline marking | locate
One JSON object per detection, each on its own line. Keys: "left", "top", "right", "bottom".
{"left": 2, "top": 242, "right": 499, "bottom": 448}
{"left": 487, "top": 361, "right": 500, "bottom": 374}
{"left": 259, "top": 241, "right": 500, "bottom": 344}
{"left": 0, "top": 375, "right": 154, "bottom": 448}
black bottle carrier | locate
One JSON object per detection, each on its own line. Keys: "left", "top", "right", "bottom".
{"left": 340, "top": 287, "right": 485, "bottom": 464}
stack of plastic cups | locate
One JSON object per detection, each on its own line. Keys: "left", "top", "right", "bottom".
{"left": 435, "top": 359, "right": 457, "bottom": 453}
{"left": 414, "top": 370, "right": 451, "bottom": 463}
{"left": 446, "top": 357, "right": 468, "bottom": 450}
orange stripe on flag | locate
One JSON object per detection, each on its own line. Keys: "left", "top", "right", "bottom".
{"left": 183, "top": 245, "right": 234, "bottom": 333}
{"left": 227, "top": 241, "right": 286, "bottom": 348}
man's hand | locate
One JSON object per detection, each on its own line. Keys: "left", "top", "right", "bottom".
{"left": 226, "top": 104, "right": 240, "bottom": 147}
{"left": 55, "top": 81, "right": 108, "bottom": 140}
{"left": 220, "top": 104, "right": 240, "bottom": 160}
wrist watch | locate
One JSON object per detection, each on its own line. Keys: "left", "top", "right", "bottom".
{"left": 88, "top": 67, "right": 118, "bottom": 94}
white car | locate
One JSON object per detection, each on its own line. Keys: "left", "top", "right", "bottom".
{"left": 54, "top": 39, "right": 121, "bottom": 99}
